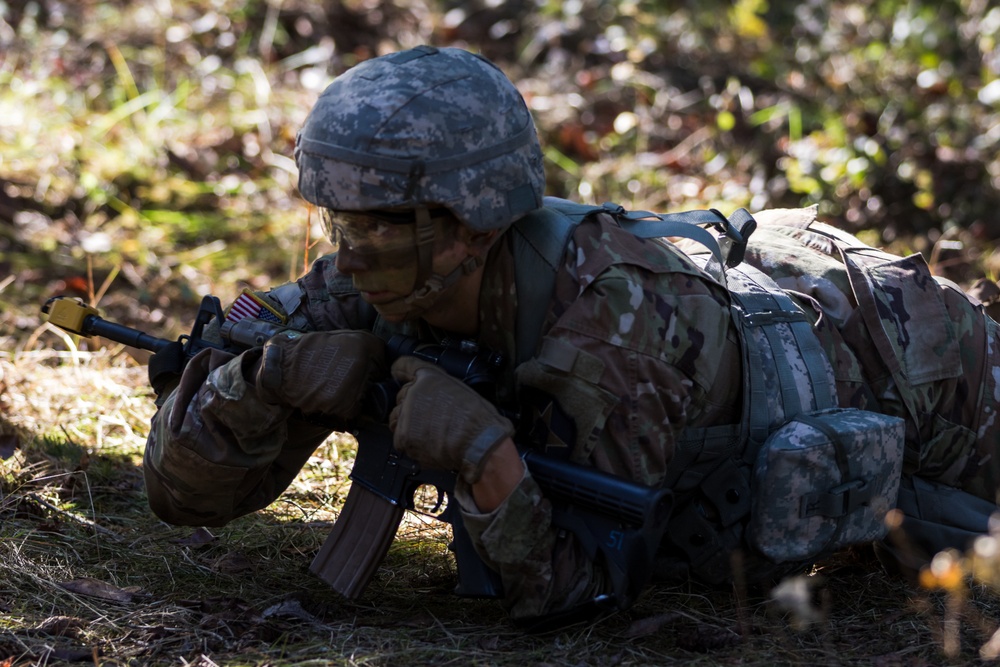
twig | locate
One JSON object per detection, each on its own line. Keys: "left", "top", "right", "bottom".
{"left": 25, "top": 492, "right": 121, "bottom": 540}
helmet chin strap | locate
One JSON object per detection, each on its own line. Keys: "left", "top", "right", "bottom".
{"left": 398, "top": 206, "right": 483, "bottom": 318}
{"left": 412, "top": 206, "right": 436, "bottom": 290}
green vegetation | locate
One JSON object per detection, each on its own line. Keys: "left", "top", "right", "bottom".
{"left": 3, "top": 0, "right": 1000, "bottom": 664}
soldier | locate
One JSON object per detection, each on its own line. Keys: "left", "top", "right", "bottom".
{"left": 144, "top": 46, "right": 1000, "bottom": 626}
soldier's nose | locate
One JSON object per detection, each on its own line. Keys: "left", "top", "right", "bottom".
{"left": 335, "top": 245, "right": 370, "bottom": 274}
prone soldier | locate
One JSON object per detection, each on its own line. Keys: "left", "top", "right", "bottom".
{"left": 137, "top": 46, "right": 1000, "bottom": 627}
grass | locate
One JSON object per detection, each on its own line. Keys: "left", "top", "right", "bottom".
{"left": 4, "top": 346, "right": 1000, "bottom": 665}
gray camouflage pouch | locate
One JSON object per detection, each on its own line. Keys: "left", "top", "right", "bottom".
{"left": 749, "top": 407, "right": 905, "bottom": 562}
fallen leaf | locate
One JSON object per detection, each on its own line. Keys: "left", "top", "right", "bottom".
{"left": 397, "top": 611, "right": 435, "bottom": 628}
{"left": 623, "top": 612, "right": 682, "bottom": 638}
{"left": 62, "top": 276, "right": 90, "bottom": 295}
{"left": 262, "top": 598, "right": 316, "bottom": 622}
{"left": 968, "top": 278, "right": 1000, "bottom": 305}
{"left": 172, "top": 527, "right": 216, "bottom": 546}
{"left": 0, "top": 433, "right": 18, "bottom": 460}
{"left": 59, "top": 577, "right": 135, "bottom": 603}
{"left": 46, "top": 646, "right": 99, "bottom": 662}
{"left": 675, "top": 621, "right": 743, "bottom": 653}
{"left": 210, "top": 551, "right": 253, "bottom": 574}
{"left": 29, "top": 615, "right": 87, "bottom": 637}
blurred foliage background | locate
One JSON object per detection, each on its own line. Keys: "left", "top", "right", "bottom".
{"left": 2, "top": 0, "right": 1000, "bottom": 344}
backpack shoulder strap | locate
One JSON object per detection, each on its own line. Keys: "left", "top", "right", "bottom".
{"left": 607, "top": 204, "right": 757, "bottom": 272}
{"left": 511, "top": 198, "right": 599, "bottom": 364}
{"left": 511, "top": 198, "right": 759, "bottom": 364}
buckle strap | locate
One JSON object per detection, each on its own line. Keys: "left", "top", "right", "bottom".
{"left": 602, "top": 203, "right": 757, "bottom": 270}
{"left": 801, "top": 479, "right": 875, "bottom": 518}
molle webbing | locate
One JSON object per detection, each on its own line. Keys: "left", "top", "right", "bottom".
{"left": 663, "top": 256, "right": 839, "bottom": 584}
{"left": 511, "top": 198, "right": 837, "bottom": 450}
{"left": 724, "top": 263, "right": 837, "bottom": 450}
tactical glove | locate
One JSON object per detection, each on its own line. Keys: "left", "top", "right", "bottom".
{"left": 250, "top": 330, "right": 386, "bottom": 419}
{"left": 389, "top": 356, "right": 514, "bottom": 485}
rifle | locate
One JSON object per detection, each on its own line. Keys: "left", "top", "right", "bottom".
{"left": 42, "top": 294, "right": 674, "bottom": 621}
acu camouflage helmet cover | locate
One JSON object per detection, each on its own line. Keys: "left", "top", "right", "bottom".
{"left": 295, "top": 46, "right": 545, "bottom": 231}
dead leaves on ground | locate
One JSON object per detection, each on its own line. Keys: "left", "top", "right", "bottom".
{"left": 170, "top": 528, "right": 253, "bottom": 574}
{"left": 207, "top": 550, "right": 254, "bottom": 575}
{"left": 59, "top": 577, "right": 142, "bottom": 603}
{"left": 169, "top": 594, "right": 326, "bottom": 647}
{"left": 623, "top": 610, "right": 743, "bottom": 652}
{"left": 11, "top": 593, "right": 326, "bottom": 662}
{"left": 27, "top": 615, "right": 87, "bottom": 638}
{"left": 261, "top": 598, "right": 317, "bottom": 623}
{"left": 171, "top": 526, "right": 216, "bottom": 546}
{"left": 16, "top": 616, "right": 100, "bottom": 664}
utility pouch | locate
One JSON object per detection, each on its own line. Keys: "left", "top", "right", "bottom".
{"left": 749, "top": 408, "right": 905, "bottom": 562}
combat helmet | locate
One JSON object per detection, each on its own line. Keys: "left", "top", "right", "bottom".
{"left": 295, "top": 46, "right": 545, "bottom": 231}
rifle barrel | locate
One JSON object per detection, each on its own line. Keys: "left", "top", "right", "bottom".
{"left": 44, "top": 296, "right": 175, "bottom": 353}
{"left": 83, "top": 316, "right": 175, "bottom": 353}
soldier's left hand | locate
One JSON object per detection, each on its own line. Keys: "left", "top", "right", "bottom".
{"left": 390, "top": 356, "right": 514, "bottom": 484}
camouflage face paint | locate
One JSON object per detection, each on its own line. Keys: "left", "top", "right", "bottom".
{"left": 323, "top": 210, "right": 419, "bottom": 306}
{"left": 325, "top": 208, "right": 467, "bottom": 321}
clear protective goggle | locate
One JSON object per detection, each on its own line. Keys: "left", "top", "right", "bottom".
{"left": 320, "top": 208, "right": 453, "bottom": 270}
{"left": 321, "top": 209, "right": 417, "bottom": 251}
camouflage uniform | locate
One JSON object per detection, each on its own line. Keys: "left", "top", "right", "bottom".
{"left": 144, "top": 200, "right": 1000, "bottom": 621}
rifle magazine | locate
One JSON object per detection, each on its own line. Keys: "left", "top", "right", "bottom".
{"left": 309, "top": 483, "right": 405, "bottom": 599}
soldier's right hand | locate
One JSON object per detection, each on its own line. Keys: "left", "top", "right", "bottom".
{"left": 248, "top": 330, "right": 386, "bottom": 418}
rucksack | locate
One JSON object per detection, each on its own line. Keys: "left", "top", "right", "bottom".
{"left": 511, "top": 197, "right": 906, "bottom": 585}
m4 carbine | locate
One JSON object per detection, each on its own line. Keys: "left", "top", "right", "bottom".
{"left": 43, "top": 294, "right": 673, "bottom": 622}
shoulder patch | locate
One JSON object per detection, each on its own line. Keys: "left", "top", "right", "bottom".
{"left": 225, "top": 288, "right": 287, "bottom": 325}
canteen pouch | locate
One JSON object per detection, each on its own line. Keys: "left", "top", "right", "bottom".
{"left": 749, "top": 408, "right": 905, "bottom": 562}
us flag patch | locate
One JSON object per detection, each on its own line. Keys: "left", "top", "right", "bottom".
{"left": 225, "top": 288, "right": 287, "bottom": 324}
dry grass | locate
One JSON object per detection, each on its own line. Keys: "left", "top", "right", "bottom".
{"left": 3, "top": 337, "right": 1000, "bottom": 666}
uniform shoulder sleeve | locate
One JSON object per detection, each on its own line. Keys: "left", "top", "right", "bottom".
{"left": 293, "top": 253, "right": 379, "bottom": 331}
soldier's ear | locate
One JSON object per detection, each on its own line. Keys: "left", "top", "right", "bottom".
{"left": 461, "top": 227, "right": 502, "bottom": 258}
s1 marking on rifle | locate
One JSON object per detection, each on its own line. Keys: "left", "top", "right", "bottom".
{"left": 606, "top": 530, "right": 625, "bottom": 551}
